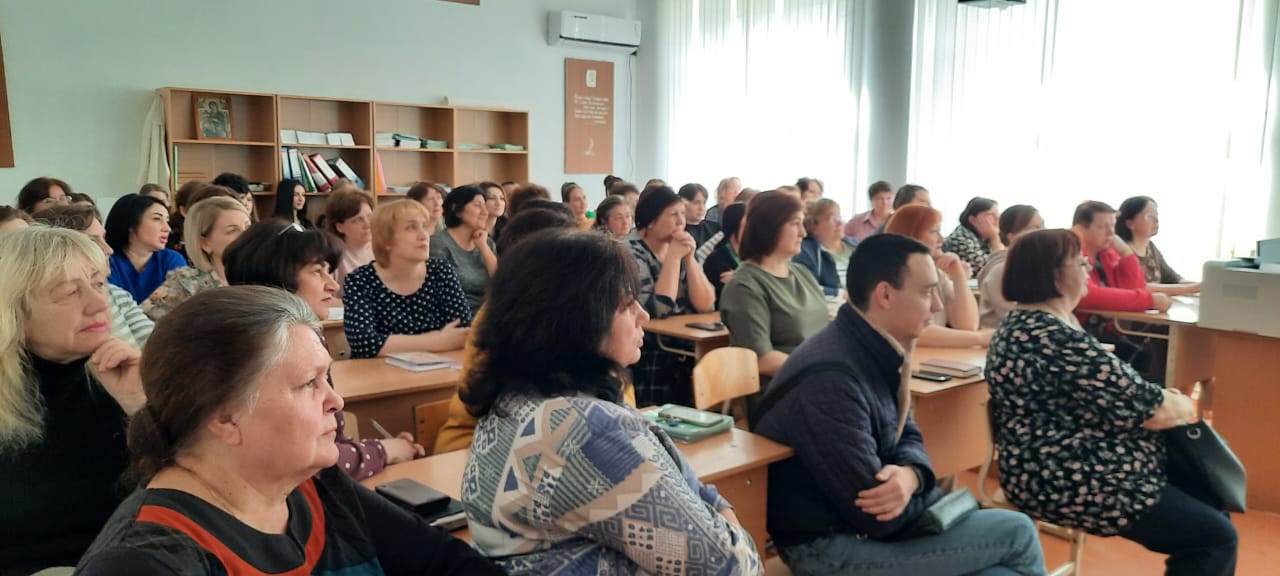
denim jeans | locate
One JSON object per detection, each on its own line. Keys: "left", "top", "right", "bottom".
{"left": 779, "top": 508, "right": 1046, "bottom": 575}
{"left": 1119, "top": 480, "right": 1238, "bottom": 576}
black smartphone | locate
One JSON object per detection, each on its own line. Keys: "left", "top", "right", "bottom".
{"left": 912, "top": 370, "right": 953, "bottom": 382}
{"left": 686, "top": 321, "right": 725, "bottom": 331}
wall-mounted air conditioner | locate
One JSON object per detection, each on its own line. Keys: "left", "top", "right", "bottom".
{"left": 547, "top": 11, "right": 641, "bottom": 55}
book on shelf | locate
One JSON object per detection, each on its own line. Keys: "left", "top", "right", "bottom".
{"left": 490, "top": 143, "right": 524, "bottom": 151}
{"left": 387, "top": 185, "right": 411, "bottom": 194}
{"left": 300, "top": 153, "right": 331, "bottom": 192}
{"left": 384, "top": 352, "right": 458, "bottom": 373}
{"left": 423, "top": 139, "right": 448, "bottom": 149}
{"left": 375, "top": 132, "right": 397, "bottom": 147}
{"left": 309, "top": 153, "right": 340, "bottom": 185}
{"left": 296, "top": 130, "right": 328, "bottom": 146}
{"left": 326, "top": 132, "right": 356, "bottom": 146}
{"left": 456, "top": 143, "right": 486, "bottom": 150}
{"left": 329, "top": 157, "right": 366, "bottom": 190}
{"left": 918, "top": 358, "right": 982, "bottom": 378}
{"left": 280, "top": 130, "right": 299, "bottom": 144}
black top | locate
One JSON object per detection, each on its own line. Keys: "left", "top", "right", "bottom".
{"left": 75, "top": 466, "right": 502, "bottom": 575}
{"left": 702, "top": 241, "right": 740, "bottom": 308}
{"left": 0, "top": 356, "right": 130, "bottom": 575}
{"left": 686, "top": 219, "right": 720, "bottom": 249}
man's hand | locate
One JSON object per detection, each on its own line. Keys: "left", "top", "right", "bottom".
{"left": 855, "top": 465, "right": 920, "bottom": 522}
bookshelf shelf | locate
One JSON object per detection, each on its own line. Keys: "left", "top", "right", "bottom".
{"left": 162, "top": 87, "right": 529, "bottom": 214}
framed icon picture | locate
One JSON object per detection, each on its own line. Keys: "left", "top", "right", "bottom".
{"left": 194, "top": 93, "right": 234, "bottom": 140}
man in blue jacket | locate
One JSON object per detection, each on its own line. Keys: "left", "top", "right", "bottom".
{"left": 754, "top": 233, "right": 1045, "bottom": 575}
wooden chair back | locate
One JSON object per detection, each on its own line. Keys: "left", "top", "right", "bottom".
{"left": 692, "top": 347, "right": 760, "bottom": 413}
{"left": 977, "top": 403, "right": 1086, "bottom": 576}
{"left": 414, "top": 400, "right": 453, "bottom": 456}
{"left": 342, "top": 411, "right": 361, "bottom": 441}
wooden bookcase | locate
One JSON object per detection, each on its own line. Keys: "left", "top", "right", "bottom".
{"left": 161, "top": 87, "right": 530, "bottom": 220}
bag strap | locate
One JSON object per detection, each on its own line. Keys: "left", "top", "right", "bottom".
{"left": 750, "top": 361, "right": 858, "bottom": 429}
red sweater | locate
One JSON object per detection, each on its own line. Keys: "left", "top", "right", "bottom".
{"left": 1076, "top": 247, "right": 1153, "bottom": 313}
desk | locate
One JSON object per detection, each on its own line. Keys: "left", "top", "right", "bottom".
{"left": 330, "top": 350, "right": 465, "bottom": 434}
{"left": 643, "top": 312, "right": 730, "bottom": 360}
{"left": 909, "top": 347, "right": 990, "bottom": 479}
{"left": 322, "top": 319, "right": 349, "bottom": 360}
{"left": 361, "top": 425, "right": 793, "bottom": 558}
{"left": 1078, "top": 298, "right": 1214, "bottom": 394}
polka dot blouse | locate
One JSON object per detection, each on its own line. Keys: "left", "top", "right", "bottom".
{"left": 342, "top": 259, "right": 473, "bottom": 359}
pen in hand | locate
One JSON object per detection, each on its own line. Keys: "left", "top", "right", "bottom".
{"left": 369, "top": 418, "right": 394, "bottom": 440}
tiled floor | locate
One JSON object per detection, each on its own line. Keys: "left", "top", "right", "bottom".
{"left": 762, "top": 471, "right": 1280, "bottom": 575}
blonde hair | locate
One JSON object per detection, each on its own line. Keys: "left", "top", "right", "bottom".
{"left": 0, "top": 226, "right": 109, "bottom": 450}
{"left": 371, "top": 199, "right": 430, "bottom": 265}
{"left": 803, "top": 198, "right": 840, "bottom": 234}
{"left": 184, "top": 196, "right": 249, "bottom": 272}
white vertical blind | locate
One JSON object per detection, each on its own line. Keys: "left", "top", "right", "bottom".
{"left": 657, "top": 0, "right": 872, "bottom": 217}
{"left": 909, "top": 0, "right": 1276, "bottom": 278}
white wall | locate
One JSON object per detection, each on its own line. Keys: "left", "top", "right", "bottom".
{"left": 0, "top": 0, "right": 640, "bottom": 209}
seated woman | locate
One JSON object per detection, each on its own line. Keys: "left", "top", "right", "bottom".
{"left": 74, "top": 287, "right": 500, "bottom": 575}
{"left": 272, "top": 178, "right": 313, "bottom": 228}
{"left": 138, "top": 183, "right": 169, "bottom": 208}
{"left": 0, "top": 205, "right": 32, "bottom": 232}
{"left": 986, "top": 229, "right": 1236, "bottom": 575}
{"left": 344, "top": 200, "right": 471, "bottom": 358}
{"left": 17, "top": 176, "right": 72, "bottom": 214}
{"left": 324, "top": 189, "right": 375, "bottom": 292}
{"left": 592, "top": 195, "right": 633, "bottom": 241}
{"left": 1117, "top": 196, "right": 1200, "bottom": 295}
{"left": 407, "top": 181, "right": 448, "bottom": 234}
{"left": 434, "top": 203, "right": 644, "bottom": 454}
{"left": 942, "top": 197, "right": 1004, "bottom": 277}
{"left": 680, "top": 182, "right": 721, "bottom": 247}
{"left": 561, "top": 181, "right": 592, "bottom": 228}
{"left": 977, "top": 204, "right": 1043, "bottom": 328}
{"left": 479, "top": 180, "right": 506, "bottom": 240}
{"left": 793, "top": 198, "right": 856, "bottom": 297}
{"left": 885, "top": 205, "right": 992, "bottom": 347}
{"left": 104, "top": 193, "right": 187, "bottom": 303}
{"left": 630, "top": 186, "right": 716, "bottom": 406}
{"left": 141, "top": 197, "right": 250, "bottom": 320}
{"left": 0, "top": 227, "right": 145, "bottom": 574}
{"left": 460, "top": 229, "right": 761, "bottom": 575}
{"left": 33, "top": 205, "right": 156, "bottom": 349}
{"left": 721, "top": 192, "right": 829, "bottom": 390}
{"left": 212, "top": 172, "right": 256, "bottom": 222}
{"left": 224, "top": 220, "right": 423, "bottom": 479}
{"left": 703, "top": 201, "right": 746, "bottom": 304}
{"left": 431, "top": 185, "right": 497, "bottom": 314}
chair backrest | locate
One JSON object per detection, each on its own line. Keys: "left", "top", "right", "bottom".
{"left": 414, "top": 400, "right": 453, "bottom": 456}
{"left": 692, "top": 346, "right": 760, "bottom": 413}
{"left": 342, "top": 411, "right": 361, "bottom": 441}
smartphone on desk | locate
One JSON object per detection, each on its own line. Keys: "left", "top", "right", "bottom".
{"left": 686, "top": 321, "right": 725, "bottom": 331}
{"left": 912, "top": 370, "right": 953, "bottom": 383}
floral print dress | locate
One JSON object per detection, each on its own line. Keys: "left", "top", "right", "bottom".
{"left": 985, "top": 309, "right": 1168, "bottom": 536}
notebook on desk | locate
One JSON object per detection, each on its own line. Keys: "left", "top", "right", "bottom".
{"left": 918, "top": 358, "right": 982, "bottom": 378}
{"left": 384, "top": 352, "right": 458, "bottom": 373}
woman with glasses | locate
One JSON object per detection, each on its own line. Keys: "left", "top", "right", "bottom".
{"left": 942, "top": 197, "right": 1004, "bottom": 278}
{"left": 1116, "top": 196, "right": 1200, "bottom": 295}
{"left": 793, "top": 198, "right": 856, "bottom": 297}
{"left": 986, "top": 229, "right": 1235, "bottom": 576}
{"left": 17, "top": 176, "right": 73, "bottom": 214}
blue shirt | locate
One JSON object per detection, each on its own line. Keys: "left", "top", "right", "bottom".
{"left": 107, "top": 250, "right": 187, "bottom": 303}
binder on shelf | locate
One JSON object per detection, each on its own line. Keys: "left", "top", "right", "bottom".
{"left": 300, "top": 154, "right": 331, "bottom": 192}
{"left": 330, "top": 158, "right": 366, "bottom": 190}
{"left": 309, "top": 153, "right": 340, "bottom": 185}
{"left": 373, "top": 151, "right": 386, "bottom": 194}
{"left": 287, "top": 149, "right": 312, "bottom": 192}
{"left": 280, "top": 150, "right": 293, "bottom": 179}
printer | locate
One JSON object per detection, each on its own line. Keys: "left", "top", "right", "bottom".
{"left": 1199, "top": 238, "right": 1280, "bottom": 338}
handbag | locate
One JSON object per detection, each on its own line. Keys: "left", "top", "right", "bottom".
{"left": 1163, "top": 421, "right": 1247, "bottom": 513}
{"left": 900, "top": 487, "right": 980, "bottom": 538}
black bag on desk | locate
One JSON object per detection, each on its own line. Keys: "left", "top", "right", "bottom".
{"left": 1163, "top": 421, "right": 1247, "bottom": 513}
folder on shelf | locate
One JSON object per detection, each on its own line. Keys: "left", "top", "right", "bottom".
{"left": 296, "top": 131, "right": 328, "bottom": 145}
{"left": 329, "top": 158, "right": 366, "bottom": 190}
{"left": 280, "top": 130, "right": 299, "bottom": 145}
{"left": 281, "top": 150, "right": 293, "bottom": 179}
{"left": 310, "top": 153, "right": 340, "bottom": 186}
{"left": 286, "top": 149, "right": 312, "bottom": 192}
{"left": 374, "top": 151, "right": 386, "bottom": 194}
{"left": 300, "top": 153, "right": 331, "bottom": 193}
